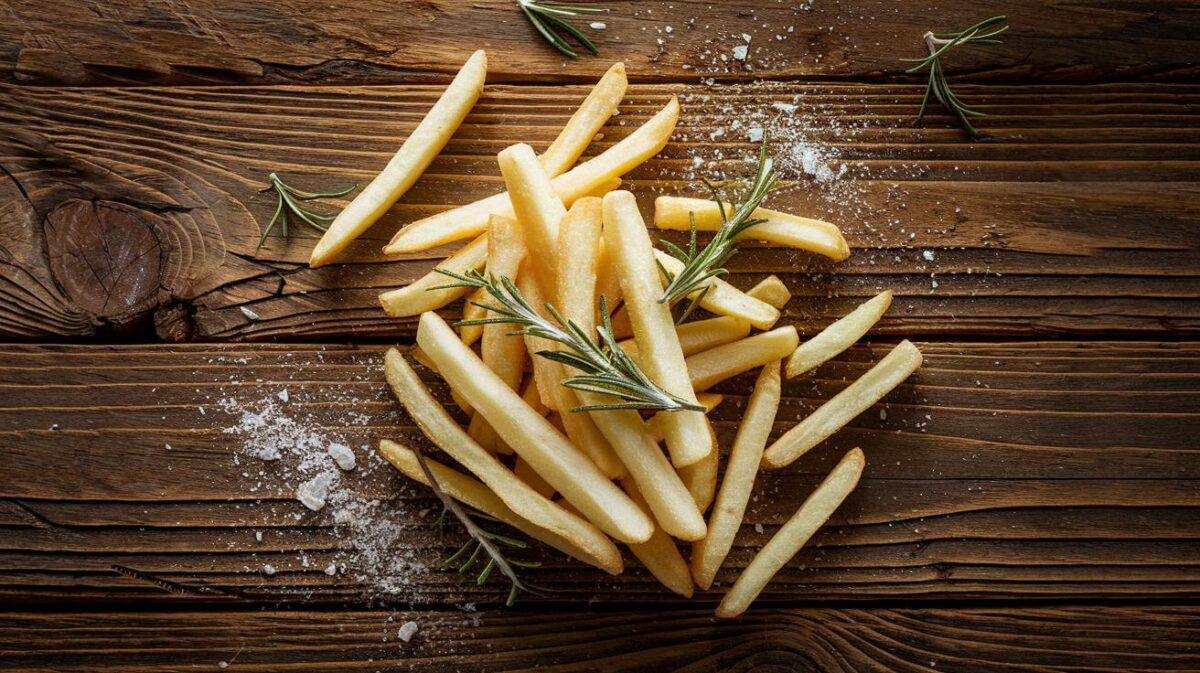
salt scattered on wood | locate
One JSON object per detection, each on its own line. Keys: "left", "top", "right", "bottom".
{"left": 239, "top": 306, "right": 259, "bottom": 320}
{"left": 398, "top": 621, "right": 419, "bottom": 642}
{"left": 277, "top": 388, "right": 289, "bottom": 402}
{"left": 328, "top": 443, "right": 357, "bottom": 471}
{"left": 590, "top": 21, "right": 606, "bottom": 30}
{"left": 297, "top": 472, "right": 333, "bottom": 511}
{"left": 263, "top": 564, "right": 276, "bottom": 575}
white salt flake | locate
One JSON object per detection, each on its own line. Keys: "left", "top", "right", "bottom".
{"left": 328, "top": 443, "right": 357, "bottom": 471}
{"left": 239, "top": 306, "right": 259, "bottom": 320}
{"left": 255, "top": 531, "right": 263, "bottom": 542}
{"left": 218, "top": 662, "right": 228, "bottom": 670}
{"left": 277, "top": 389, "right": 289, "bottom": 403}
{"left": 732, "top": 45, "right": 749, "bottom": 61}
{"left": 398, "top": 621, "right": 419, "bottom": 643}
{"left": 922, "top": 250, "right": 935, "bottom": 261}
{"left": 747, "top": 126, "right": 764, "bottom": 143}
{"left": 165, "top": 443, "right": 172, "bottom": 451}
{"left": 324, "top": 563, "right": 338, "bottom": 576}
{"left": 263, "top": 564, "right": 276, "bottom": 575}
{"left": 742, "top": 33, "right": 752, "bottom": 43}
{"left": 880, "top": 408, "right": 888, "bottom": 420}
{"left": 589, "top": 21, "right": 606, "bottom": 30}
{"left": 754, "top": 523, "right": 764, "bottom": 534}
{"left": 297, "top": 473, "right": 333, "bottom": 511}
{"left": 771, "top": 102, "right": 798, "bottom": 113}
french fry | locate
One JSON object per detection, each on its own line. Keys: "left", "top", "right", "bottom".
{"left": 379, "top": 234, "right": 488, "bottom": 318}
{"left": 498, "top": 143, "right": 568, "bottom": 293}
{"left": 619, "top": 315, "right": 751, "bottom": 359}
{"left": 608, "top": 303, "right": 633, "bottom": 340}
{"left": 763, "top": 340, "right": 922, "bottom": 469}
{"left": 466, "top": 411, "right": 501, "bottom": 453}
{"left": 621, "top": 479, "right": 694, "bottom": 597}
{"left": 645, "top": 392, "right": 724, "bottom": 443}
{"left": 686, "top": 326, "right": 799, "bottom": 392}
{"left": 416, "top": 311, "right": 653, "bottom": 543}
{"left": 409, "top": 346, "right": 473, "bottom": 415}
{"left": 514, "top": 455, "right": 556, "bottom": 499}
{"left": 654, "top": 196, "right": 850, "bottom": 262}
{"left": 746, "top": 275, "right": 792, "bottom": 309}
{"left": 691, "top": 362, "right": 781, "bottom": 590}
{"left": 716, "top": 448, "right": 864, "bottom": 618}
{"left": 603, "top": 190, "right": 711, "bottom": 468}
{"left": 385, "top": 97, "right": 679, "bottom": 254}
{"left": 540, "top": 62, "right": 628, "bottom": 176}
{"left": 677, "top": 419, "right": 719, "bottom": 513}
{"left": 382, "top": 349, "right": 621, "bottom": 558}
{"left": 653, "top": 250, "right": 780, "bottom": 330}
{"left": 459, "top": 288, "right": 487, "bottom": 346}
{"left": 594, "top": 239, "right": 624, "bottom": 314}
{"left": 786, "top": 290, "right": 893, "bottom": 378}
{"left": 379, "top": 440, "right": 621, "bottom": 574}
{"left": 310, "top": 51, "right": 486, "bottom": 267}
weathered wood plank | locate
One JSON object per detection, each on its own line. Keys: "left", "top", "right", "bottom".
{"left": 2, "top": 0, "right": 1196, "bottom": 85}
{"left": 1, "top": 342, "right": 1196, "bottom": 606}
{"left": 2, "top": 606, "right": 1198, "bottom": 672}
{"left": 1, "top": 82, "right": 1197, "bottom": 340}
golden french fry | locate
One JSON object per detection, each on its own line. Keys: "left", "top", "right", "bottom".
{"left": 459, "top": 288, "right": 487, "bottom": 346}
{"left": 514, "top": 455, "right": 556, "bottom": 499}
{"left": 541, "top": 62, "right": 628, "bottom": 176}
{"left": 620, "top": 315, "right": 751, "bottom": 358}
{"left": 409, "top": 346, "right": 474, "bottom": 415}
{"left": 686, "top": 326, "right": 799, "bottom": 392}
{"left": 787, "top": 290, "right": 893, "bottom": 378}
{"left": 498, "top": 143, "right": 567, "bottom": 293}
{"left": 382, "top": 349, "right": 620, "bottom": 558}
{"left": 385, "top": 97, "right": 679, "bottom": 253}
{"left": 466, "top": 411, "right": 501, "bottom": 453}
{"left": 717, "top": 448, "right": 864, "bottom": 618}
{"left": 378, "top": 234, "right": 488, "bottom": 318}
{"left": 645, "top": 392, "right": 724, "bottom": 443}
{"left": 481, "top": 215, "right": 529, "bottom": 392}
{"left": 677, "top": 419, "right": 719, "bottom": 513}
{"left": 654, "top": 196, "right": 850, "bottom": 262}
{"left": 653, "top": 250, "right": 780, "bottom": 330}
{"left": 379, "top": 439, "right": 621, "bottom": 574}
{"left": 417, "top": 311, "right": 653, "bottom": 543}
{"left": 691, "top": 362, "right": 781, "bottom": 590}
{"left": 310, "top": 51, "right": 486, "bottom": 267}
{"left": 594, "top": 239, "right": 624, "bottom": 315}
{"left": 746, "top": 275, "right": 792, "bottom": 309}
{"left": 621, "top": 479, "right": 694, "bottom": 597}
{"left": 764, "top": 340, "right": 922, "bottom": 469}
{"left": 603, "top": 190, "right": 711, "bottom": 469}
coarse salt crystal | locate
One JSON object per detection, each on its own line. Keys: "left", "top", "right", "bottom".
{"left": 239, "top": 306, "right": 259, "bottom": 320}
{"left": 771, "top": 102, "right": 798, "bottom": 113}
{"left": 922, "top": 250, "right": 935, "bottom": 261}
{"left": 754, "top": 523, "right": 764, "bottom": 533}
{"left": 263, "top": 564, "right": 276, "bottom": 575}
{"left": 398, "top": 621, "right": 419, "bottom": 642}
{"left": 324, "top": 563, "right": 338, "bottom": 576}
{"left": 742, "top": 33, "right": 752, "bottom": 43}
{"left": 590, "top": 21, "right": 606, "bottom": 30}
{"left": 297, "top": 473, "right": 333, "bottom": 511}
{"left": 255, "top": 531, "right": 263, "bottom": 542}
{"left": 747, "top": 126, "right": 764, "bottom": 143}
{"left": 277, "top": 389, "right": 289, "bottom": 402}
{"left": 328, "top": 443, "right": 357, "bottom": 471}
{"left": 732, "top": 45, "right": 749, "bottom": 61}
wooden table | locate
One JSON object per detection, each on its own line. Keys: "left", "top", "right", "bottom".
{"left": 2, "top": 1, "right": 1198, "bottom": 670}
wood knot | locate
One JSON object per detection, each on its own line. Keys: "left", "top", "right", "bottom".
{"left": 44, "top": 199, "right": 166, "bottom": 331}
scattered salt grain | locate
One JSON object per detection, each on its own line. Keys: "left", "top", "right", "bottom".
{"left": 263, "top": 564, "right": 276, "bottom": 576}
{"left": 731, "top": 44, "right": 749, "bottom": 61}
{"left": 255, "top": 531, "right": 263, "bottom": 542}
{"left": 589, "top": 21, "right": 606, "bottom": 30}
{"left": 277, "top": 389, "right": 289, "bottom": 403}
{"left": 747, "top": 126, "right": 764, "bottom": 143}
{"left": 324, "top": 563, "right": 338, "bottom": 576}
{"left": 771, "top": 102, "right": 797, "bottom": 113}
{"left": 880, "top": 409, "right": 888, "bottom": 420}
{"left": 328, "top": 443, "right": 357, "bottom": 471}
{"left": 398, "top": 621, "right": 419, "bottom": 643}
{"left": 218, "top": 662, "right": 228, "bottom": 670}
{"left": 754, "top": 523, "right": 764, "bottom": 533}
{"left": 742, "top": 33, "right": 753, "bottom": 43}
{"left": 239, "top": 306, "right": 259, "bottom": 320}
{"left": 297, "top": 473, "right": 333, "bottom": 511}
{"left": 922, "top": 250, "right": 935, "bottom": 261}
{"left": 165, "top": 443, "right": 172, "bottom": 451}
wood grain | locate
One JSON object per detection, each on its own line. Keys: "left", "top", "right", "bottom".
{"left": 2, "top": 606, "right": 1199, "bottom": 671}
{"left": 1, "top": 82, "right": 1196, "bottom": 340}
{"left": 2, "top": 1, "right": 1198, "bottom": 86}
{"left": 2, "top": 342, "right": 1197, "bottom": 606}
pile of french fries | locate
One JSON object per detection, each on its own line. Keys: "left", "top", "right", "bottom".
{"left": 312, "top": 52, "right": 922, "bottom": 617}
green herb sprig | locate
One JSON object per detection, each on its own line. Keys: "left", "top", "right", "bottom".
{"left": 902, "top": 15, "right": 1009, "bottom": 139}
{"left": 434, "top": 269, "right": 704, "bottom": 413}
{"left": 257, "top": 173, "right": 356, "bottom": 253}
{"left": 518, "top": 0, "right": 606, "bottom": 59}
{"left": 658, "top": 139, "right": 778, "bottom": 319}
{"left": 413, "top": 445, "right": 546, "bottom": 607}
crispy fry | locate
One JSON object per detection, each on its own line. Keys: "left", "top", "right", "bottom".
{"left": 621, "top": 479, "right": 694, "bottom": 597}
{"left": 678, "top": 419, "right": 719, "bottom": 513}
{"left": 787, "top": 290, "right": 893, "bottom": 378}
{"left": 310, "top": 51, "right": 486, "bottom": 267}
{"left": 594, "top": 239, "right": 624, "bottom": 314}
{"left": 514, "top": 455, "right": 556, "bottom": 499}
{"left": 498, "top": 143, "right": 568, "bottom": 293}
{"left": 459, "top": 288, "right": 487, "bottom": 346}
{"left": 653, "top": 251, "right": 780, "bottom": 330}
{"left": 716, "top": 448, "right": 864, "bottom": 618}
{"left": 619, "top": 315, "right": 751, "bottom": 358}
{"left": 691, "top": 362, "right": 781, "bottom": 590}
{"left": 378, "top": 439, "right": 621, "bottom": 574}
{"left": 654, "top": 196, "right": 850, "bottom": 262}
{"left": 686, "top": 326, "right": 799, "bottom": 391}
{"left": 382, "top": 349, "right": 622, "bottom": 557}
{"left": 409, "top": 346, "right": 474, "bottom": 415}
{"left": 603, "top": 190, "right": 711, "bottom": 468}
{"left": 540, "top": 62, "right": 628, "bottom": 176}
{"left": 378, "top": 234, "right": 489, "bottom": 318}
{"left": 746, "top": 275, "right": 792, "bottom": 309}
{"left": 764, "top": 340, "right": 922, "bottom": 469}
{"left": 416, "top": 311, "right": 652, "bottom": 543}
{"left": 385, "top": 97, "right": 679, "bottom": 254}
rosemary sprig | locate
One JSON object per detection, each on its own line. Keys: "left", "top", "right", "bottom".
{"left": 657, "top": 139, "right": 778, "bottom": 310}
{"left": 518, "top": 0, "right": 606, "bottom": 59}
{"left": 412, "top": 445, "right": 546, "bottom": 607}
{"left": 434, "top": 269, "right": 705, "bottom": 412}
{"left": 902, "top": 15, "right": 1009, "bottom": 140}
{"left": 256, "top": 173, "right": 356, "bottom": 253}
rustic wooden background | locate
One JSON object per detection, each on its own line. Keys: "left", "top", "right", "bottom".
{"left": 2, "top": 0, "right": 1198, "bottom": 670}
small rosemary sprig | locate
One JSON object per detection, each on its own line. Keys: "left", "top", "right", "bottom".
{"left": 412, "top": 445, "right": 546, "bottom": 607}
{"left": 657, "top": 139, "right": 778, "bottom": 314}
{"left": 256, "top": 173, "right": 356, "bottom": 253}
{"left": 902, "top": 15, "right": 1009, "bottom": 140}
{"left": 434, "top": 269, "right": 705, "bottom": 412}
{"left": 518, "top": 0, "right": 606, "bottom": 59}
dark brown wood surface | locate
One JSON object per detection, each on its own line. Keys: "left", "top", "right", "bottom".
{"left": 2, "top": 0, "right": 1199, "bottom": 669}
